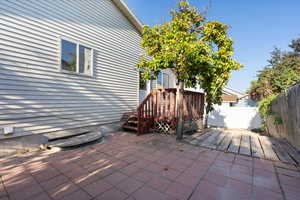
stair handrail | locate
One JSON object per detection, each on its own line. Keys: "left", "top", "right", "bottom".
{"left": 136, "top": 88, "right": 205, "bottom": 135}
{"left": 137, "top": 90, "right": 154, "bottom": 135}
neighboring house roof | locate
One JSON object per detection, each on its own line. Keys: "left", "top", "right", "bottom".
{"left": 223, "top": 87, "right": 245, "bottom": 99}
{"left": 111, "top": 0, "right": 144, "bottom": 34}
{"left": 221, "top": 93, "right": 238, "bottom": 102}
{"left": 239, "top": 94, "right": 250, "bottom": 100}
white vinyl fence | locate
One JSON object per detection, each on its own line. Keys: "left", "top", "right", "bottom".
{"left": 208, "top": 106, "right": 262, "bottom": 130}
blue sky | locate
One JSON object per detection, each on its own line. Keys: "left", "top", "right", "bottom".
{"left": 123, "top": 0, "right": 300, "bottom": 92}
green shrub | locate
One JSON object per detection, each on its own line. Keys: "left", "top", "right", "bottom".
{"left": 258, "top": 94, "right": 283, "bottom": 126}
{"left": 258, "top": 94, "right": 278, "bottom": 118}
{"left": 251, "top": 128, "right": 265, "bottom": 133}
{"left": 273, "top": 116, "right": 283, "bottom": 124}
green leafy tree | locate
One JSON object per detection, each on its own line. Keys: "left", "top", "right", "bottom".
{"left": 249, "top": 37, "right": 300, "bottom": 100}
{"left": 138, "top": 0, "right": 241, "bottom": 139}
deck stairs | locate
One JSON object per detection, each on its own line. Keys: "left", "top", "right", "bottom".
{"left": 122, "top": 112, "right": 139, "bottom": 132}
{"left": 122, "top": 89, "right": 205, "bottom": 135}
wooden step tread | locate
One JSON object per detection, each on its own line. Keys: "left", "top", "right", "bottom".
{"left": 122, "top": 125, "right": 138, "bottom": 131}
{"left": 128, "top": 115, "right": 138, "bottom": 119}
{"left": 127, "top": 120, "right": 138, "bottom": 124}
{"left": 48, "top": 131, "right": 103, "bottom": 148}
{"left": 44, "top": 128, "right": 90, "bottom": 141}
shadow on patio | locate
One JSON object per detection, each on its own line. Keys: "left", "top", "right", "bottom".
{"left": 0, "top": 131, "right": 299, "bottom": 200}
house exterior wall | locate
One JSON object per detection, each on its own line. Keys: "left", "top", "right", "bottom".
{"left": 0, "top": 0, "right": 142, "bottom": 136}
{"left": 232, "top": 97, "right": 257, "bottom": 107}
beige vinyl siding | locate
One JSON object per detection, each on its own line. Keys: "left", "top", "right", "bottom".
{"left": 0, "top": 0, "right": 142, "bottom": 135}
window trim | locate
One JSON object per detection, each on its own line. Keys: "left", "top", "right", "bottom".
{"left": 157, "top": 72, "right": 170, "bottom": 89}
{"left": 139, "top": 71, "right": 147, "bottom": 90}
{"left": 163, "top": 73, "right": 169, "bottom": 88}
{"left": 157, "top": 72, "right": 163, "bottom": 87}
{"left": 59, "top": 38, "right": 94, "bottom": 77}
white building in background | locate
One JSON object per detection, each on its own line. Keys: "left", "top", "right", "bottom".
{"left": 208, "top": 87, "right": 261, "bottom": 130}
{"left": 220, "top": 87, "right": 257, "bottom": 108}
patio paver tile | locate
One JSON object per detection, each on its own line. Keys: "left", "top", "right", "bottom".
{"left": 225, "top": 178, "right": 252, "bottom": 195}
{"left": 146, "top": 175, "right": 172, "bottom": 192}
{"left": 231, "top": 164, "right": 252, "bottom": 176}
{"left": 160, "top": 168, "right": 182, "bottom": 181}
{"left": 82, "top": 179, "right": 113, "bottom": 197}
{"left": 0, "top": 184, "right": 7, "bottom": 198}
{"left": 132, "top": 159, "right": 153, "bottom": 169}
{"left": 116, "top": 177, "right": 144, "bottom": 195}
{"left": 131, "top": 185, "right": 171, "bottom": 200}
{"left": 133, "top": 170, "right": 155, "bottom": 183}
{"left": 274, "top": 162, "right": 298, "bottom": 170}
{"left": 72, "top": 173, "right": 102, "bottom": 187}
{"left": 175, "top": 172, "right": 200, "bottom": 187}
{"left": 103, "top": 172, "right": 128, "bottom": 185}
{"left": 204, "top": 171, "right": 228, "bottom": 187}
{"left": 31, "top": 167, "right": 61, "bottom": 182}
{"left": 40, "top": 175, "right": 69, "bottom": 191}
{"left": 61, "top": 189, "right": 92, "bottom": 200}
{"left": 189, "top": 180, "right": 223, "bottom": 200}
{"left": 119, "top": 164, "right": 141, "bottom": 176}
{"left": 0, "top": 132, "right": 294, "bottom": 200}
{"left": 92, "top": 166, "right": 116, "bottom": 179}
{"left": 252, "top": 186, "right": 284, "bottom": 200}
{"left": 253, "top": 169, "right": 281, "bottom": 193}
{"left": 48, "top": 182, "right": 80, "bottom": 200}
{"left": 213, "top": 159, "right": 234, "bottom": 169}
{"left": 145, "top": 163, "right": 164, "bottom": 173}
{"left": 25, "top": 193, "right": 52, "bottom": 200}
{"left": 276, "top": 167, "right": 300, "bottom": 178}
{"left": 253, "top": 159, "right": 275, "bottom": 172}
{"left": 278, "top": 174, "right": 300, "bottom": 188}
{"left": 96, "top": 188, "right": 128, "bottom": 200}
{"left": 217, "top": 152, "right": 235, "bottom": 163}
{"left": 4, "top": 176, "right": 38, "bottom": 193}
{"left": 281, "top": 184, "right": 300, "bottom": 200}
{"left": 9, "top": 184, "right": 44, "bottom": 200}
{"left": 165, "top": 182, "right": 193, "bottom": 200}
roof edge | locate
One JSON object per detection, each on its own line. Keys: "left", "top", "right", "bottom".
{"left": 111, "top": 0, "right": 144, "bottom": 34}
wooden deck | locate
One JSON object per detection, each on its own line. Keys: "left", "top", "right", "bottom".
{"left": 186, "top": 129, "right": 300, "bottom": 165}
{"left": 123, "top": 89, "right": 205, "bottom": 135}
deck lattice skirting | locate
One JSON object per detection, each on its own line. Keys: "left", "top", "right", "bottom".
{"left": 123, "top": 89, "right": 205, "bottom": 135}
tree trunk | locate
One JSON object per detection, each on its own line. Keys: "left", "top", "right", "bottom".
{"left": 204, "top": 113, "right": 209, "bottom": 128}
{"left": 204, "top": 106, "right": 210, "bottom": 128}
{"left": 176, "top": 81, "right": 184, "bottom": 140}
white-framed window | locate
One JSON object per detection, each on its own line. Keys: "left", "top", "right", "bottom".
{"left": 60, "top": 39, "right": 94, "bottom": 76}
{"left": 157, "top": 72, "right": 169, "bottom": 88}
{"left": 139, "top": 71, "right": 147, "bottom": 90}
{"left": 157, "top": 72, "right": 163, "bottom": 87}
{"left": 163, "top": 73, "right": 169, "bottom": 88}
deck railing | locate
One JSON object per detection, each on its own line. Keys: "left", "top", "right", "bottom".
{"left": 137, "top": 88, "right": 204, "bottom": 135}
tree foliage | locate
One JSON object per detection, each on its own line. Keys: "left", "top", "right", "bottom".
{"left": 258, "top": 94, "right": 278, "bottom": 118}
{"left": 138, "top": 0, "right": 241, "bottom": 136}
{"left": 249, "top": 37, "right": 300, "bottom": 100}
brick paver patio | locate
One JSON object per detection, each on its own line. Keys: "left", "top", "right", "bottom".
{"left": 0, "top": 132, "right": 299, "bottom": 200}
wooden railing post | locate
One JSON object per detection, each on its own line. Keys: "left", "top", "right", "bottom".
{"left": 136, "top": 88, "right": 204, "bottom": 135}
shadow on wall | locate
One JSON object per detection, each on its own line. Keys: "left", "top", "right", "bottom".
{"left": 0, "top": 0, "right": 142, "bottom": 137}
{"left": 207, "top": 110, "right": 227, "bottom": 128}
{"left": 248, "top": 112, "right": 262, "bottom": 130}
{"left": 0, "top": 45, "right": 138, "bottom": 137}
{"left": 207, "top": 107, "right": 262, "bottom": 130}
